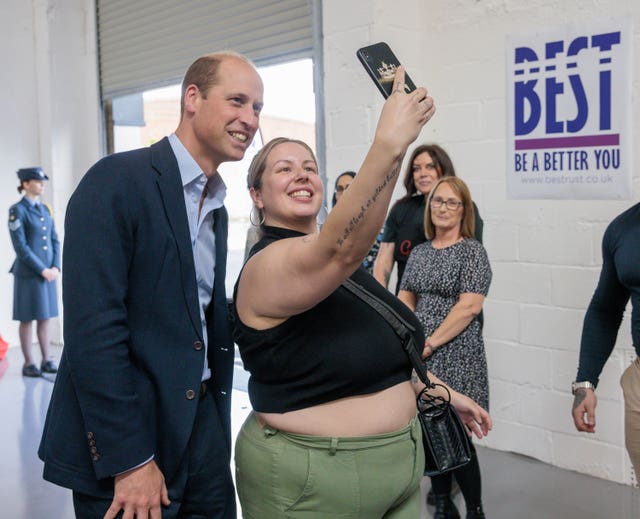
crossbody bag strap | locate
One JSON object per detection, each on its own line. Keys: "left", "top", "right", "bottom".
{"left": 342, "top": 278, "right": 432, "bottom": 387}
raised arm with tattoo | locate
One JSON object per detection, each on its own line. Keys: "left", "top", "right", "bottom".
{"left": 232, "top": 69, "right": 458, "bottom": 518}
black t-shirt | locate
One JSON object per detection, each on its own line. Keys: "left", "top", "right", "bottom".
{"left": 381, "top": 195, "right": 484, "bottom": 293}
{"left": 232, "top": 226, "right": 423, "bottom": 413}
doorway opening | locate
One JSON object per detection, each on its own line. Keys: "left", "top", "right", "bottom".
{"left": 109, "top": 59, "right": 316, "bottom": 292}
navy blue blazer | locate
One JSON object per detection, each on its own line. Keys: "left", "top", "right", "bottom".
{"left": 38, "top": 138, "right": 235, "bottom": 498}
{"left": 9, "top": 197, "right": 60, "bottom": 277}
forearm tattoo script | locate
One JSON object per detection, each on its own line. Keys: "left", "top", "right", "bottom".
{"left": 336, "top": 165, "right": 400, "bottom": 246}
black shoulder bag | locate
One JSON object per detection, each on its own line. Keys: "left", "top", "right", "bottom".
{"left": 342, "top": 278, "right": 471, "bottom": 476}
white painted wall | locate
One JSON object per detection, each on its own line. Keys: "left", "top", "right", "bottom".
{"left": 323, "top": 0, "right": 640, "bottom": 485}
{"left": 0, "top": 0, "right": 101, "bottom": 347}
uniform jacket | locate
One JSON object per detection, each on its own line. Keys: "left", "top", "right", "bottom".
{"left": 9, "top": 198, "right": 60, "bottom": 277}
{"left": 38, "top": 137, "right": 235, "bottom": 498}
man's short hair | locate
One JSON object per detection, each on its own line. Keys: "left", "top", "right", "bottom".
{"left": 180, "top": 51, "right": 253, "bottom": 117}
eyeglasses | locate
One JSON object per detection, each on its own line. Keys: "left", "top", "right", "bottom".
{"left": 430, "top": 197, "right": 463, "bottom": 210}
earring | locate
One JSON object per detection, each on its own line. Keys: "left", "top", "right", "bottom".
{"left": 250, "top": 206, "right": 265, "bottom": 226}
{"left": 316, "top": 205, "right": 329, "bottom": 227}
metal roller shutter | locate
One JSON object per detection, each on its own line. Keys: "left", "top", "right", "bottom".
{"left": 97, "top": 0, "right": 314, "bottom": 99}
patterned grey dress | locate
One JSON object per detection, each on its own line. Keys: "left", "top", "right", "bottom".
{"left": 400, "top": 238, "right": 492, "bottom": 410}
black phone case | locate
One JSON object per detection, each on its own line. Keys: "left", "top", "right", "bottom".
{"left": 356, "top": 42, "right": 417, "bottom": 99}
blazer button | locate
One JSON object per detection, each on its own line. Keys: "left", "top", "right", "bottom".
{"left": 186, "top": 389, "right": 196, "bottom": 400}
{"left": 193, "top": 340, "right": 203, "bottom": 351}
{"left": 87, "top": 432, "right": 94, "bottom": 440}
{"left": 92, "top": 454, "right": 101, "bottom": 461}
{"left": 90, "top": 446, "right": 98, "bottom": 454}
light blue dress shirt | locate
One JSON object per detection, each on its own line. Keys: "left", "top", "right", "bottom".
{"left": 114, "top": 136, "right": 226, "bottom": 475}
{"left": 168, "top": 133, "right": 226, "bottom": 382}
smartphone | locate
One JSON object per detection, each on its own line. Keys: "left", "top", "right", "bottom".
{"left": 356, "top": 42, "right": 417, "bottom": 99}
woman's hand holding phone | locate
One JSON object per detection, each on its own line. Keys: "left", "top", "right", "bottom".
{"left": 374, "top": 66, "right": 435, "bottom": 157}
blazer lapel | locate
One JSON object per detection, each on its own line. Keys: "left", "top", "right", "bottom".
{"left": 151, "top": 138, "right": 202, "bottom": 338}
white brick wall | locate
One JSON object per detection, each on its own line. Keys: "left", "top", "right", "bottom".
{"left": 323, "top": 0, "right": 640, "bottom": 484}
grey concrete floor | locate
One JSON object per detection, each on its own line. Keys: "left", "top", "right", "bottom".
{"left": 1, "top": 343, "right": 638, "bottom": 518}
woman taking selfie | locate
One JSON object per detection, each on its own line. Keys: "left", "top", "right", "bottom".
{"left": 399, "top": 176, "right": 492, "bottom": 519}
{"left": 232, "top": 71, "right": 491, "bottom": 518}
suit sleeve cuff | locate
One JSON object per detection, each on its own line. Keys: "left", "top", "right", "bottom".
{"left": 112, "top": 455, "right": 154, "bottom": 477}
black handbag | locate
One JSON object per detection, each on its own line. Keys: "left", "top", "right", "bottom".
{"left": 342, "top": 278, "right": 471, "bottom": 476}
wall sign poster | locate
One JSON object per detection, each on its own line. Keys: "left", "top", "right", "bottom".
{"left": 506, "top": 21, "right": 632, "bottom": 199}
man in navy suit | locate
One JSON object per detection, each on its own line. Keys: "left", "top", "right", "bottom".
{"left": 39, "top": 52, "right": 264, "bottom": 519}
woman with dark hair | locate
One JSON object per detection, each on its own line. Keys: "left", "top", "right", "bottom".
{"left": 399, "top": 176, "right": 491, "bottom": 519}
{"left": 332, "top": 170, "right": 356, "bottom": 207}
{"left": 232, "top": 72, "right": 491, "bottom": 518}
{"left": 373, "top": 144, "right": 483, "bottom": 294}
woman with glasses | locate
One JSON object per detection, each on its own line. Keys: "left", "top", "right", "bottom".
{"left": 373, "top": 144, "right": 483, "bottom": 294}
{"left": 398, "top": 176, "right": 491, "bottom": 519}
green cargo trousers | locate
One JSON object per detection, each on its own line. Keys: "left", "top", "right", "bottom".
{"left": 235, "top": 412, "right": 424, "bottom": 518}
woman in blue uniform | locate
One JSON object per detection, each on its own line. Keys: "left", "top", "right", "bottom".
{"left": 8, "top": 167, "right": 60, "bottom": 377}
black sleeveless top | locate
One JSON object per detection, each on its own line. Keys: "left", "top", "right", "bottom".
{"left": 232, "top": 226, "right": 424, "bottom": 413}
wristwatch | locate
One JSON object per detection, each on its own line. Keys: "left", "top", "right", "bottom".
{"left": 571, "top": 381, "right": 595, "bottom": 395}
